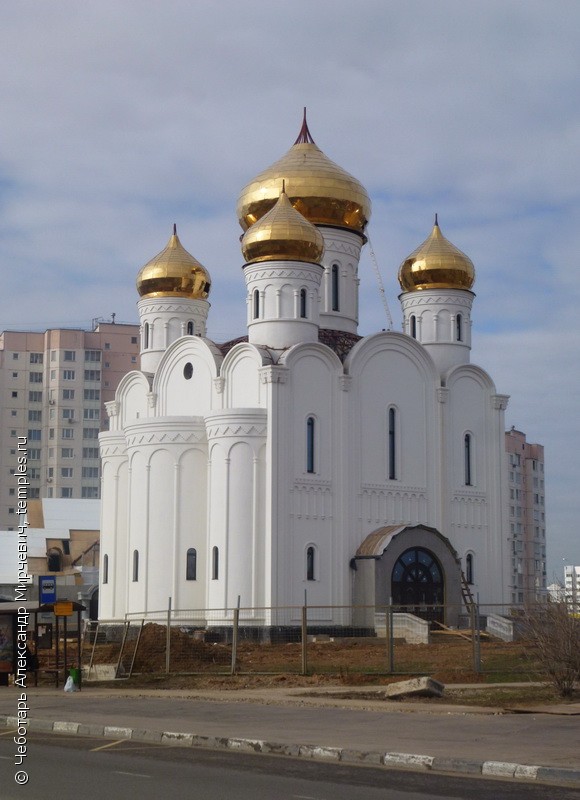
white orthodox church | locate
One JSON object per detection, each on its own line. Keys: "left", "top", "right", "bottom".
{"left": 99, "top": 115, "right": 510, "bottom": 629}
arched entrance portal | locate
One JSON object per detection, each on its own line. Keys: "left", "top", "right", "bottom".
{"left": 391, "top": 547, "right": 444, "bottom": 623}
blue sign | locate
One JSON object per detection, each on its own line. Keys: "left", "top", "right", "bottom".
{"left": 39, "top": 576, "right": 57, "bottom": 604}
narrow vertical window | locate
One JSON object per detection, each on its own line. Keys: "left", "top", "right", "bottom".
{"left": 187, "top": 321, "right": 194, "bottom": 335}
{"left": 253, "top": 289, "right": 260, "bottom": 320}
{"left": 103, "top": 554, "right": 109, "bottom": 585}
{"left": 186, "top": 548, "right": 197, "bottom": 581}
{"left": 212, "top": 546, "right": 219, "bottom": 580}
{"left": 456, "top": 313, "right": 462, "bottom": 342}
{"left": 300, "top": 288, "right": 307, "bottom": 319}
{"left": 464, "top": 433, "right": 472, "bottom": 486}
{"left": 466, "top": 553, "right": 474, "bottom": 584}
{"left": 143, "top": 322, "right": 149, "bottom": 349}
{"left": 306, "top": 546, "right": 315, "bottom": 581}
{"left": 388, "top": 408, "right": 396, "bottom": 480}
{"left": 331, "top": 264, "right": 340, "bottom": 311}
{"left": 306, "top": 417, "right": 315, "bottom": 473}
{"left": 410, "top": 315, "right": 417, "bottom": 339}
{"left": 132, "top": 550, "right": 139, "bottom": 582}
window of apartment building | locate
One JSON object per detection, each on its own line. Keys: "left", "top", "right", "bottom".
{"left": 61, "top": 428, "right": 74, "bottom": 439}
{"left": 50, "top": 370, "right": 56, "bottom": 380}
{"left": 28, "top": 488, "right": 40, "bottom": 499}
{"left": 83, "top": 408, "right": 100, "bottom": 420}
{"left": 63, "top": 370, "right": 75, "bottom": 380}
{"left": 12, "top": 353, "right": 19, "bottom": 360}
{"left": 63, "top": 351, "right": 76, "bottom": 361}
{"left": 84, "top": 370, "right": 101, "bottom": 381}
{"left": 29, "top": 468, "right": 40, "bottom": 480}
{"left": 28, "top": 391, "right": 42, "bottom": 402}
{"left": 10, "top": 430, "right": 17, "bottom": 438}
{"left": 9, "top": 488, "right": 15, "bottom": 496}
{"left": 28, "top": 410, "right": 42, "bottom": 422}
{"left": 83, "top": 447, "right": 99, "bottom": 459}
{"left": 131, "top": 356, "right": 137, "bottom": 363}
{"left": 8, "top": 507, "right": 15, "bottom": 515}
{"left": 61, "top": 467, "right": 73, "bottom": 478}
{"left": 60, "top": 488, "right": 73, "bottom": 498}
{"left": 11, "top": 410, "right": 17, "bottom": 417}
{"left": 131, "top": 337, "right": 137, "bottom": 344}
{"left": 85, "top": 350, "right": 101, "bottom": 362}
{"left": 104, "top": 343, "right": 111, "bottom": 350}
{"left": 63, "top": 389, "right": 75, "bottom": 400}
{"left": 61, "top": 448, "right": 74, "bottom": 458}
{"left": 29, "top": 353, "right": 43, "bottom": 364}
{"left": 104, "top": 362, "right": 110, "bottom": 368}
{"left": 28, "top": 449, "right": 40, "bottom": 460}
{"left": 27, "top": 429, "right": 41, "bottom": 441}
{"left": 49, "top": 408, "right": 56, "bottom": 420}
{"left": 81, "top": 486, "right": 99, "bottom": 498}
{"left": 84, "top": 389, "right": 100, "bottom": 401}
{"left": 82, "top": 466, "right": 99, "bottom": 478}
{"left": 29, "top": 372, "right": 43, "bottom": 383}
{"left": 62, "top": 408, "right": 75, "bottom": 420}
{"left": 83, "top": 428, "right": 99, "bottom": 439}
{"left": 11, "top": 391, "right": 18, "bottom": 398}
{"left": 50, "top": 350, "right": 56, "bottom": 361}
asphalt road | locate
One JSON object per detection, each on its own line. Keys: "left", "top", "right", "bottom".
{"left": 1, "top": 735, "right": 580, "bottom": 800}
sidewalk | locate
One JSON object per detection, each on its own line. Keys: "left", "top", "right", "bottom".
{"left": 1, "top": 685, "right": 580, "bottom": 786}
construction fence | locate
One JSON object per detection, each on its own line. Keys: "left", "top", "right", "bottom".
{"left": 79, "top": 602, "right": 564, "bottom": 681}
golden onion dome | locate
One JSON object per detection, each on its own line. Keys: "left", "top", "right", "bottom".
{"left": 237, "top": 111, "right": 371, "bottom": 235}
{"left": 136, "top": 225, "right": 211, "bottom": 299}
{"left": 241, "top": 186, "right": 325, "bottom": 264}
{"left": 398, "top": 217, "right": 475, "bottom": 292}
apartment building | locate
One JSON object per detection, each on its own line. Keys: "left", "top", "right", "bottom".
{"left": 505, "top": 427, "right": 546, "bottom": 603}
{"left": 0, "top": 322, "right": 139, "bottom": 529}
{"left": 564, "top": 565, "right": 580, "bottom": 610}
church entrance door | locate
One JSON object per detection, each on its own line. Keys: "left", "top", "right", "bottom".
{"left": 391, "top": 547, "right": 444, "bottom": 623}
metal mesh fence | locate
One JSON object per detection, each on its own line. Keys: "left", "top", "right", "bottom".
{"left": 81, "top": 602, "right": 572, "bottom": 680}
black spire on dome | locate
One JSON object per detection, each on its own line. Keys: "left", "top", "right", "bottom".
{"left": 294, "top": 107, "right": 315, "bottom": 145}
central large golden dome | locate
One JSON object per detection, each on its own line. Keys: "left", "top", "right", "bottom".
{"left": 398, "top": 217, "right": 475, "bottom": 292}
{"left": 237, "top": 112, "right": 371, "bottom": 235}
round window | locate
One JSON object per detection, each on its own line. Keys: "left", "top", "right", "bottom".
{"left": 183, "top": 362, "right": 193, "bottom": 380}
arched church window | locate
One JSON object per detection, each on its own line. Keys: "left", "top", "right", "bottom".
{"left": 306, "top": 417, "right": 315, "bottom": 474}
{"left": 410, "top": 315, "right": 417, "bottom": 339}
{"left": 132, "top": 550, "right": 139, "bottom": 582}
{"left": 183, "top": 362, "right": 193, "bottom": 380}
{"left": 456, "top": 314, "right": 463, "bottom": 342}
{"left": 143, "top": 322, "right": 150, "bottom": 349}
{"left": 466, "top": 553, "right": 474, "bottom": 584}
{"left": 331, "top": 265, "right": 340, "bottom": 311}
{"left": 187, "top": 321, "right": 194, "bottom": 336}
{"left": 300, "top": 288, "right": 307, "bottom": 319}
{"left": 47, "top": 548, "right": 62, "bottom": 572}
{"left": 388, "top": 407, "right": 397, "bottom": 480}
{"left": 103, "top": 554, "right": 109, "bottom": 585}
{"left": 253, "top": 289, "right": 260, "bottom": 320}
{"left": 464, "top": 433, "right": 473, "bottom": 486}
{"left": 212, "top": 546, "right": 219, "bottom": 580}
{"left": 186, "top": 548, "right": 197, "bottom": 581}
{"left": 306, "top": 546, "right": 315, "bottom": 581}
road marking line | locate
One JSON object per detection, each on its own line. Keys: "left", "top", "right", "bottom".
{"left": 0, "top": 730, "right": 17, "bottom": 736}
{"left": 0, "top": 755, "right": 12, "bottom": 759}
{"left": 113, "top": 771, "right": 151, "bottom": 779}
{"left": 90, "top": 739, "right": 127, "bottom": 752}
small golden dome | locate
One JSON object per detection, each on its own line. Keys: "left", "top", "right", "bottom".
{"left": 241, "top": 187, "right": 325, "bottom": 264}
{"left": 136, "top": 226, "right": 211, "bottom": 299}
{"left": 237, "top": 111, "right": 371, "bottom": 234}
{"left": 398, "top": 217, "right": 475, "bottom": 292}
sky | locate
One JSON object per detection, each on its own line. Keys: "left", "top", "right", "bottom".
{"left": 0, "top": 1, "right": 578, "bottom": 582}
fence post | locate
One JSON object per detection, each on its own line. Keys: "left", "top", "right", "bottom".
{"left": 301, "top": 604, "right": 308, "bottom": 675}
{"left": 470, "top": 603, "right": 481, "bottom": 674}
{"left": 166, "top": 597, "right": 172, "bottom": 675}
{"left": 231, "top": 607, "right": 240, "bottom": 675}
{"left": 386, "top": 603, "right": 395, "bottom": 673}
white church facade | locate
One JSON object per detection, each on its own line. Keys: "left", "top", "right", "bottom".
{"left": 99, "top": 116, "right": 510, "bottom": 628}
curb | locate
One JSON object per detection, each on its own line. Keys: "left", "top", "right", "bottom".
{"left": 2, "top": 715, "right": 580, "bottom": 787}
